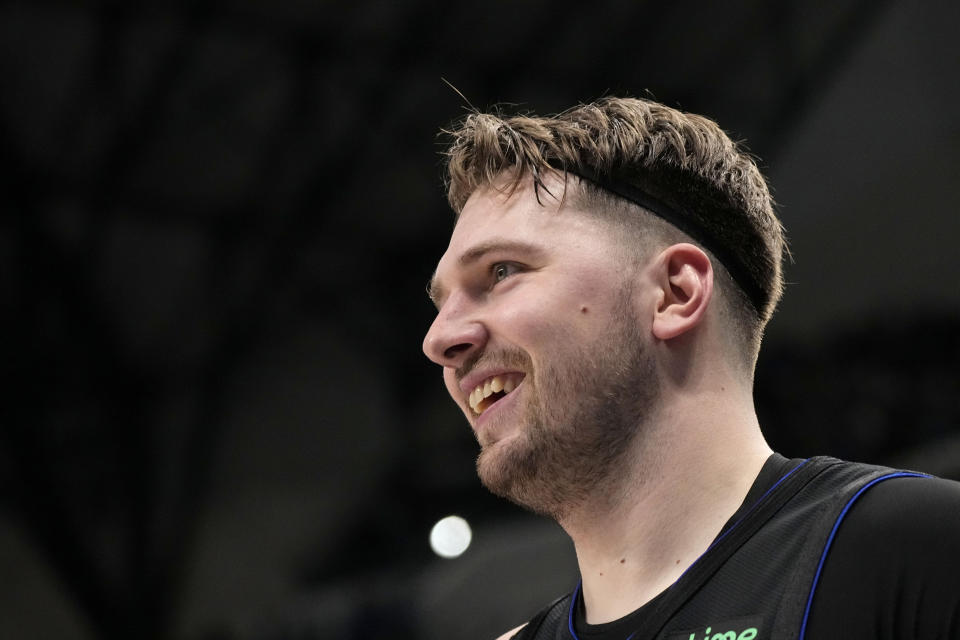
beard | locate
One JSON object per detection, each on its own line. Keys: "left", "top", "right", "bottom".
{"left": 468, "top": 301, "right": 659, "bottom": 521}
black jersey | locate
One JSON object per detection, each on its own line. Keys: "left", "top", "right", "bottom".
{"left": 511, "top": 455, "right": 960, "bottom": 640}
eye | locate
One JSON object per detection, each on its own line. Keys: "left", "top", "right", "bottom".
{"left": 492, "top": 262, "right": 519, "bottom": 283}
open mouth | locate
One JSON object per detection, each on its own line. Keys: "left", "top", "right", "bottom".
{"left": 467, "top": 373, "right": 524, "bottom": 416}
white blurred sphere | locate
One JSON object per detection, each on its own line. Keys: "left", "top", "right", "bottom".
{"left": 429, "top": 515, "right": 472, "bottom": 559}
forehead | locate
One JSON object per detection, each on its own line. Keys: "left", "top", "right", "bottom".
{"left": 454, "top": 182, "right": 562, "bottom": 240}
{"left": 459, "top": 173, "right": 601, "bottom": 241}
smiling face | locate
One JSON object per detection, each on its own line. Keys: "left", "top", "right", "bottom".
{"left": 423, "top": 176, "right": 662, "bottom": 518}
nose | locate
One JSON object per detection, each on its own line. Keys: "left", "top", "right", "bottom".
{"left": 422, "top": 296, "right": 488, "bottom": 368}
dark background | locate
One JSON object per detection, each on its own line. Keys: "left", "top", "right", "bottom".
{"left": 2, "top": 1, "right": 958, "bottom": 638}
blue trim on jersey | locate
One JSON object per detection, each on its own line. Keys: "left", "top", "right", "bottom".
{"left": 678, "top": 457, "right": 810, "bottom": 581}
{"left": 797, "top": 471, "right": 929, "bottom": 640}
{"left": 568, "top": 581, "right": 580, "bottom": 639}
{"left": 566, "top": 458, "right": 811, "bottom": 640}
{"left": 567, "top": 580, "right": 640, "bottom": 640}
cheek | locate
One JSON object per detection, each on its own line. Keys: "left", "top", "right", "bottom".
{"left": 511, "top": 277, "right": 620, "bottom": 338}
{"left": 496, "top": 302, "right": 596, "bottom": 352}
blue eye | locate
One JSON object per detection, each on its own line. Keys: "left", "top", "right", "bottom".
{"left": 492, "top": 262, "right": 517, "bottom": 283}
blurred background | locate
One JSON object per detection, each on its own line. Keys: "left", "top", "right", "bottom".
{"left": 1, "top": 0, "right": 958, "bottom": 638}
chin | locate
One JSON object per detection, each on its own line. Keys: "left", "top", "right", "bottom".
{"left": 476, "top": 435, "right": 515, "bottom": 482}
{"left": 476, "top": 433, "right": 564, "bottom": 518}
{"left": 477, "top": 434, "right": 525, "bottom": 490}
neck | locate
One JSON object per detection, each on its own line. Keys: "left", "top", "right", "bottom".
{"left": 558, "top": 390, "right": 771, "bottom": 625}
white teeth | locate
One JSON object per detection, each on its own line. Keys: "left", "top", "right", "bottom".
{"left": 483, "top": 380, "right": 492, "bottom": 398}
{"left": 503, "top": 377, "right": 516, "bottom": 393}
{"left": 491, "top": 376, "right": 504, "bottom": 393}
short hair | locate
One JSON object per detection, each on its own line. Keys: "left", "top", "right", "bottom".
{"left": 442, "top": 97, "right": 787, "bottom": 366}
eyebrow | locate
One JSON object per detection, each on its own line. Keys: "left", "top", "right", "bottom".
{"left": 426, "top": 239, "right": 545, "bottom": 308}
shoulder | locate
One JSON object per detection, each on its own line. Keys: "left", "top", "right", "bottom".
{"left": 495, "top": 592, "right": 572, "bottom": 640}
{"left": 804, "top": 473, "right": 960, "bottom": 637}
{"left": 841, "top": 471, "right": 960, "bottom": 536}
{"left": 826, "top": 472, "right": 960, "bottom": 565}
{"left": 494, "top": 623, "right": 527, "bottom": 640}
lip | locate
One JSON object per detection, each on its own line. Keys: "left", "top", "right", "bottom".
{"left": 473, "top": 378, "right": 525, "bottom": 434}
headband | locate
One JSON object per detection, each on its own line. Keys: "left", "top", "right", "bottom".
{"left": 556, "top": 163, "right": 769, "bottom": 315}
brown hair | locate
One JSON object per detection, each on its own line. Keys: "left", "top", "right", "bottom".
{"left": 442, "top": 97, "right": 787, "bottom": 363}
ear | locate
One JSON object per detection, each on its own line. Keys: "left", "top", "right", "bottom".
{"left": 651, "top": 243, "right": 714, "bottom": 341}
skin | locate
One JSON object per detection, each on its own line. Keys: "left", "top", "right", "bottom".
{"left": 423, "top": 173, "right": 772, "bottom": 633}
{"left": 425, "top": 175, "right": 661, "bottom": 520}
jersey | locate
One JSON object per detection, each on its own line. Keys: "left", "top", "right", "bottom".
{"left": 510, "top": 455, "right": 960, "bottom": 640}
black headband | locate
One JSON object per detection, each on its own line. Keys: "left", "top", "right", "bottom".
{"left": 555, "top": 163, "right": 769, "bottom": 315}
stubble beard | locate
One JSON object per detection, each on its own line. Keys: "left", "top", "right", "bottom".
{"left": 475, "top": 312, "right": 658, "bottom": 521}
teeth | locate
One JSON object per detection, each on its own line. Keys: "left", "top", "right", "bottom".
{"left": 467, "top": 374, "right": 522, "bottom": 415}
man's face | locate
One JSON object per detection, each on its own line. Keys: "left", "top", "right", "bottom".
{"left": 423, "top": 177, "right": 659, "bottom": 518}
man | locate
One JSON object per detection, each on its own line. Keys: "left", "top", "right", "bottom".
{"left": 422, "top": 97, "right": 960, "bottom": 640}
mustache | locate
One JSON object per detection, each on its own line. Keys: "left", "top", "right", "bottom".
{"left": 455, "top": 347, "right": 532, "bottom": 385}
